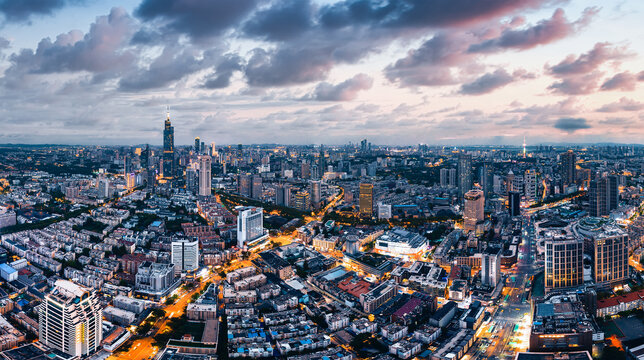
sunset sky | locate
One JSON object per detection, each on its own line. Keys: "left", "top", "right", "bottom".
{"left": 0, "top": 0, "right": 643, "bottom": 145}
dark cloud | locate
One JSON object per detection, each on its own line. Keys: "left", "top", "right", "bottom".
{"left": 0, "top": 0, "right": 83, "bottom": 24}
{"left": 306, "top": 73, "right": 373, "bottom": 101}
{"left": 243, "top": 0, "right": 312, "bottom": 41}
{"left": 203, "top": 54, "right": 244, "bottom": 89}
{"left": 0, "top": 36, "right": 8, "bottom": 49}
{"left": 547, "top": 42, "right": 628, "bottom": 75}
{"left": 468, "top": 7, "right": 597, "bottom": 53}
{"left": 459, "top": 69, "right": 532, "bottom": 95}
{"left": 135, "top": 0, "right": 258, "bottom": 39}
{"left": 596, "top": 97, "right": 644, "bottom": 112}
{"left": 600, "top": 71, "right": 639, "bottom": 91}
{"left": 553, "top": 117, "right": 591, "bottom": 133}
{"left": 119, "top": 46, "right": 214, "bottom": 91}
{"left": 318, "top": 0, "right": 557, "bottom": 30}
{"left": 245, "top": 46, "right": 336, "bottom": 87}
{"left": 3, "top": 7, "right": 136, "bottom": 84}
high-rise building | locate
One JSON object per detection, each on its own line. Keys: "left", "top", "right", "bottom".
{"left": 251, "top": 175, "right": 263, "bottom": 199}
{"left": 198, "top": 155, "right": 212, "bottom": 197}
{"left": 210, "top": 142, "right": 216, "bottom": 156}
{"left": 301, "top": 162, "right": 310, "bottom": 179}
{"left": 310, "top": 180, "right": 321, "bottom": 209}
{"left": 275, "top": 184, "right": 291, "bottom": 207}
{"left": 449, "top": 168, "right": 457, "bottom": 188}
{"left": 524, "top": 169, "right": 537, "bottom": 201}
{"left": 545, "top": 236, "right": 583, "bottom": 293}
{"left": 481, "top": 249, "right": 501, "bottom": 287}
{"left": 481, "top": 161, "right": 494, "bottom": 200}
{"left": 39, "top": 280, "right": 103, "bottom": 357}
{"left": 98, "top": 179, "right": 110, "bottom": 199}
{"left": 463, "top": 189, "right": 484, "bottom": 232}
{"left": 186, "top": 165, "right": 198, "bottom": 194}
{"left": 194, "top": 137, "right": 200, "bottom": 153}
{"left": 238, "top": 174, "right": 251, "bottom": 197}
{"left": 237, "top": 206, "right": 266, "bottom": 249}
{"left": 560, "top": 150, "right": 576, "bottom": 186}
{"left": 171, "top": 239, "right": 199, "bottom": 273}
{"left": 594, "top": 228, "right": 629, "bottom": 288}
{"left": 440, "top": 168, "right": 449, "bottom": 187}
{"left": 589, "top": 175, "right": 619, "bottom": 217}
{"left": 359, "top": 183, "right": 374, "bottom": 217}
{"left": 135, "top": 262, "right": 176, "bottom": 297}
{"left": 293, "top": 190, "right": 311, "bottom": 211}
{"left": 508, "top": 191, "right": 521, "bottom": 216}
{"left": 162, "top": 112, "right": 175, "bottom": 179}
{"left": 458, "top": 153, "right": 473, "bottom": 199}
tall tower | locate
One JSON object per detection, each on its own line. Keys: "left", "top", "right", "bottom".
{"left": 198, "top": 155, "right": 212, "bottom": 197}
{"left": 359, "top": 183, "right": 374, "bottom": 217}
{"left": 457, "top": 153, "right": 473, "bottom": 199}
{"left": 162, "top": 109, "right": 175, "bottom": 180}
{"left": 523, "top": 136, "right": 527, "bottom": 158}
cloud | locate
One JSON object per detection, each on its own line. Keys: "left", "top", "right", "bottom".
{"left": 318, "top": 0, "right": 557, "bottom": 30}
{"left": 0, "top": 0, "right": 83, "bottom": 24}
{"left": 468, "top": 7, "right": 597, "bottom": 53}
{"left": 243, "top": 0, "right": 313, "bottom": 41}
{"left": 306, "top": 73, "right": 373, "bottom": 101}
{"left": 600, "top": 71, "right": 639, "bottom": 91}
{"left": 596, "top": 97, "right": 644, "bottom": 112}
{"left": 135, "top": 0, "right": 258, "bottom": 39}
{"left": 202, "top": 54, "right": 244, "bottom": 89}
{"left": 547, "top": 42, "right": 629, "bottom": 75}
{"left": 244, "top": 46, "right": 336, "bottom": 87}
{"left": 553, "top": 117, "right": 591, "bottom": 133}
{"left": 4, "top": 7, "right": 136, "bottom": 80}
{"left": 548, "top": 71, "right": 602, "bottom": 95}
{"left": 459, "top": 69, "right": 532, "bottom": 95}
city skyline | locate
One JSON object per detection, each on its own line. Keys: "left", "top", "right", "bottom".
{"left": 0, "top": 0, "right": 643, "bottom": 145}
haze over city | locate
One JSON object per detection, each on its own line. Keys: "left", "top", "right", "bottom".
{"left": 0, "top": 0, "right": 643, "bottom": 145}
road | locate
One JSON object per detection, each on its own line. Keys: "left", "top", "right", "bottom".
{"left": 109, "top": 272, "right": 214, "bottom": 360}
{"left": 467, "top": 215, "right": 537, "bottom": 360}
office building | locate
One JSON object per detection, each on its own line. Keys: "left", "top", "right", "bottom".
{"left": 545, "top": 236, "right": 583, "bottom": 293}
{"left": 186, "top": 165, "right": 198, "bottom": 194}
{"left": 480, "top": 162, "right": 494, "bottom": 201}
{"left": 293, "top": 190, "right": 311, "bottom": 211}
{"left": 589, "top": 175, "right": 619, "bottom": 217}
{"left": 275, "top": 184, "right": 291, "bottom": 207}
{"left": 481, "top": 249, "right": 501, "bottom": 287}
{"left": 194, "top": 137, "right": 200, "bottom": 153}
{"left": 359, "top": 183, "right": 374, "bottom": 217}
{"left": 561, "top": 150, "right": 576, "bottom": 186}
{"left": 458, "top": 153, "right": 473, "bottom": 199}
{"left": 238, "top": 174, "right": 251, "bottom": 197}
{"left": 199, "top": 155, "right": 212, "bottom": 196}
{"left": 377, "top": 203, "right": 392, "bottom": 220}
{"left": 135, "top": 262, "right": 177, "bottom": 298}
{"left": 251, "top": 175, "right": 263, "bottom": 200}
{"left": 440, "top": 168, "right": 449, "bottom": 187}
{"left": 524, "top": 169, "right": 537, "bottom": 201}
{"left": 463, "top": 189, "right": 484, "bottom": 233}
{"left": 508, "top": 191, "right": 521, "bottom": 216}
{"left": 162, "top": 112, "right": 175, "bottom": 179}
{"left": 171, "top": 239, "right": 199, "bottom": 273}
{"left": 375, "top": 228, "right": 428, "bottom": 258}
{"left": 449, "top": 168, "right": 457, "bottom": 188}
{"left": 530, "top": 295, "right": 594, "bottom": 352}
{"left": 39, "top": 280, "right": 102, "bottom": 357}
{"left": 310, "top": 180, "right": 321, "bottom": 209}
{"left": 237, "top": 206, "right": 267, "bottom": 249}
{"left": 594, "top": 228, "right": 629, "bottom": 288}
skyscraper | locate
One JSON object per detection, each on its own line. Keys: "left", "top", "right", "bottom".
{"left": 194, "top": 137, "right": 200, "bottom": 153}
{"left": 275, "top": 184, "right": 291, "bottom": 207}
{"left": 481, "top": 161, "right": 494, "bottom": 200}
{"left": 589, "top": 175, "right": 619, "bottom": 217}
{"left": 508, "top": 191, "right": 521, "bottom": 216}
{"left": 524, "top": 169, "right": 537, "bottom": 201}
{"left": 237, "top": 206, "right": 266, "bottom": 248}
{"left": 594, "top": 228, "right": 629, "bottom": 288}
{"left": 293, "top": 190, "right": 311, "bottom": 211}
{"left": 186, "top": 165, "right": 198, "bottom": 193}
{"left": 440, "top": 168, "right": 449, "bottom": 187}
{"left": 162, "top": 111, "right": 175, "bottom": 179}
{"left": 40, "top": 280, "right": 103, "bottom": 357}
{"left": 545, "top": 236, "right": 583, "bottom": 293}
{"left": 238, "top": 174, "right": 251, "bottom": 197}
{"left": 171, "top": 239, "right": 199, "bottom": 273}
{"left": 251, "top": 175, "right": 263, "bottom": 199}
{"left": 458, "top": 153, "right": 473, "bottom": 199}
{"left": 560, "top": 150, "right": 576, "bottom": 186}
{"left": 198, "top": 155, "right": 212, "bottom": 196}
{"left": 310, "top": 180, "right": 321, "bottom": 209}
{"left": 359, "top": 183, "right": 374, "bottom": 217}
{"left": 481, "top": 248, "right": 501, "bottom": 287}
{"left": 463, "top": 189, "right": 484, "bottom": 232}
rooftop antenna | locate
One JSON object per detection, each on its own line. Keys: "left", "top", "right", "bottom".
{"left": 166, "top": 105, "right": 170, "bottom": 120}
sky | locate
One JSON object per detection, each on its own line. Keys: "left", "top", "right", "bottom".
{"left": 0, "top": 0, "right": 643, "bottom": 146}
